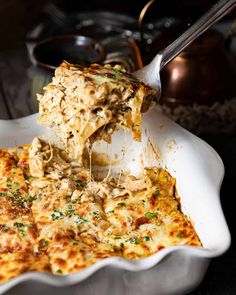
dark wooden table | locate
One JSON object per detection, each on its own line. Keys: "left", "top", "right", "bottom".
{"left": 0, "top": 47, "right": 235, "bottom": 295}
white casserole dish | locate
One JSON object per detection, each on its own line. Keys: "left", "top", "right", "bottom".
{"left": 0, "top": 108, "right": 231, "bottom": 295}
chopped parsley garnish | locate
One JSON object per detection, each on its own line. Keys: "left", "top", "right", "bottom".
{"left": 40, "top": 239, "right": 49, "bottom": 249}
{"left": 114, "top": 236, "right": 121, "bottom": 240}
{"left": 144, "top": 236, "right": 150, "bottom": 241}
{"left": 27, "top": 176, "right": 36, "bottom": 182}
{"left": 113, "top": 69, "right": 122, "bottom": 79}
{"left": 0, "top": 225, "right": 10, "bottom": 232}
{"left": 74, "top": 179, "right": 85, "bottom": 188}
{"left": 19, "top": 229, "right": 26, "bottom": 236}
{"left": 127, "top": 237, "right": 139, "bottom": 245}
{"left": 145, "top": 212, "right": 158, "bottom": 219}
{"left": 44, "top": 202, "right": 50, "bottom": 208}
{"left": 26, "top": 194, "right": 34, "bottom": 202}
{"left": 108, "top": 210, "right": 114, "bottom": 214}
{"left": 120, "top": 243, "right": 124, "bottom": 249}
{"left": 56, "top": 269, "right": 63, "bottom": 274}
{"left": 14, "top": 222, "right": 25, "bottom": 228}
{"left": 153, "top": 189, "right": 160, "bottom": 196}
{"left": 93, "top": 211, "right": 101, "bottom": 219}
{"left": 65, "top": 204, "right": 75, "bottom": 217}
{"left": 176, "top": 233, "right": 186, "bottom": 238}
{"left": 0, "top": 192, "right": 7, "bottom": 197}
{"left": 73, "top": 241, "right": 79, "bottom": 246}
{"left": 117, "top": 202, "right": 126, "bottom": 207}
{"left": 51, "top": 211, "right": 63, "bottom": 221}
{"left": 75, "top": 215, "right": 87, "bottom": 224}
{"left": 12, "top": 181, "right": 19, "bottom": 189}
{"left": 6, "top": 177, "right": 11, "bottom": 187}
{"left": 13, "top": 197, "right": 26, "bottom": 208}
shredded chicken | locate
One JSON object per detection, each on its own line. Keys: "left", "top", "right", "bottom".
{"left": 37, "top": 62, "right": 157, "bottom": 160}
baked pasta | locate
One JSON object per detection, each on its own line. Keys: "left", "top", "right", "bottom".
{"left": 37, "top": 62, "right": 157, "bottom": 159}
{"left": 0, "top": 62, "right": 201, "bottom": 284}
{"left": 0, "top": 139, "right": 201, "bottom": 282}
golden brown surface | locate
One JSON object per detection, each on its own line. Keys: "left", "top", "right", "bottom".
{"left": 0, "top": 150, "right": 50, "bottom": 284}
{"left": 0, "top": 141, "right": 201, "bottom": 283}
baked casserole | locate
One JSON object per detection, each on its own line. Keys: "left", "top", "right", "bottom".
{"left": 0, "top": 63, "right": 201, "bottom": 284}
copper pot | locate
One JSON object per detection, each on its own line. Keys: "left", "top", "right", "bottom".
{"left": 160, "top": 30, "right": 236, "bottom": 106}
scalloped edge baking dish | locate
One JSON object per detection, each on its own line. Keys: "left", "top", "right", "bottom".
{"left": 0, "top": 108, "right": 231, "bottom": 295}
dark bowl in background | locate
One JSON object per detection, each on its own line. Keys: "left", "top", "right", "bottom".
{"left": 32, "top": 35, "right": 105, "bottom": 70}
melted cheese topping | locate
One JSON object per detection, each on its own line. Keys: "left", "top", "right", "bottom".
{"left": 0, "top": 150, "right": 50, "bottom": 283}
{"left": 37, "top": 62, "right": 157, "bottom": 160}
{"left": 0, "top": 142, "right": 201, "bottom": 282}
{"left": 0, "top": 62, "right": 200, "bottom": 284}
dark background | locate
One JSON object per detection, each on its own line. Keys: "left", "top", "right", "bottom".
{"left": 0, "top": 1, "right": 236, "bottom": 294}
{"left": 1, "top": 0, "right": 235, "bottom": 50}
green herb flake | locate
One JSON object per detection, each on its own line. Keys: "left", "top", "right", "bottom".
{"left": 44, "top": 202, "right": 50, "bottom": 208}
{"left": 153, "top": 189, "right": 160, "bottom": 197}
{"left": 26, "top": 194, "right": 34, "bottom": 202}
{"left": 19, "top": 229, "right": 26, "bottom": 236}
{"left": 114, "top": 69, "right": 122, "bottom": 79}
{"left": 108, "top": 210, "right": 114, "bottom": 214}
{"left": 120, "top": 242, "right": 124, "bottom": 249}
{"left": 73, "top": 241, "right": 79, "bottom": 246}
{"left": 176, "top": 233, "right": 186, "bottom": 239}
{"left": 27, "top": 176, "right": 36, "bottom": 182}
{"left": 117, "top": 202, "right": 126, "bottom": 207}
{"left": 93, "top": 211, "right": 101, "bottom": 219}
{"left": 65, "top": 204, "right": 75, "bottom": 217}
{"left": 0, "top": 225, "right": 10, "bottom": 232}
{"left": 14, "top": 222, "right": 25, "bottom": 228}
{"left": 40, "top": 239, "right": 49, "bottom": 249}
{"left": 74, "top": 179, "right": 85, "bottom": 188}
{"left": 144, "top": 236, "right": 150, "bottom": 242}
{"left": 56, "top": 269, "right": 63, "bottom": 274}
{"left": 128, "top": 237, "right": 139, "bottom": 245}
{"left": 0, "top": 192, "right": 7, "bottom": 197}
{"left": 145, "top": 212, "right": 158, "bottom": 219}
{"left": 12, "top": 181, "right": 19, "bottom": 188}
{"left": 75, "top": 216, "right": 87, "bottom": 224}
{"left": 14, "top": 197, "right": 26, "bottom": 208}
{"left": 6, "top": 177, "right": 11, "bottom": 185}
{"left": 51, "top": 211, "right": 63, "bottom": 221}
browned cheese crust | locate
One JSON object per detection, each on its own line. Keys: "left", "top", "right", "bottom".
{"left": 0, "top": 141, "right": 201, "bottom": 282}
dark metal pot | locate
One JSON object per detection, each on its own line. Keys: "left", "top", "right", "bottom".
{"left": 160, "top": 30, "right": 236, "bottom": 106}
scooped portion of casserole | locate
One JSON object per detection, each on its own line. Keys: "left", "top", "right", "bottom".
{"left": 37, "top": 62, "right": 157, "bottom": 160}
{"left": 0, "top": 140, "right": 201, "bottom": 282}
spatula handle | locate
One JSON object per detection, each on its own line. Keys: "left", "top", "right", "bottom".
{"left": 160, "top": 0, "right": 236, "bottom": 69}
